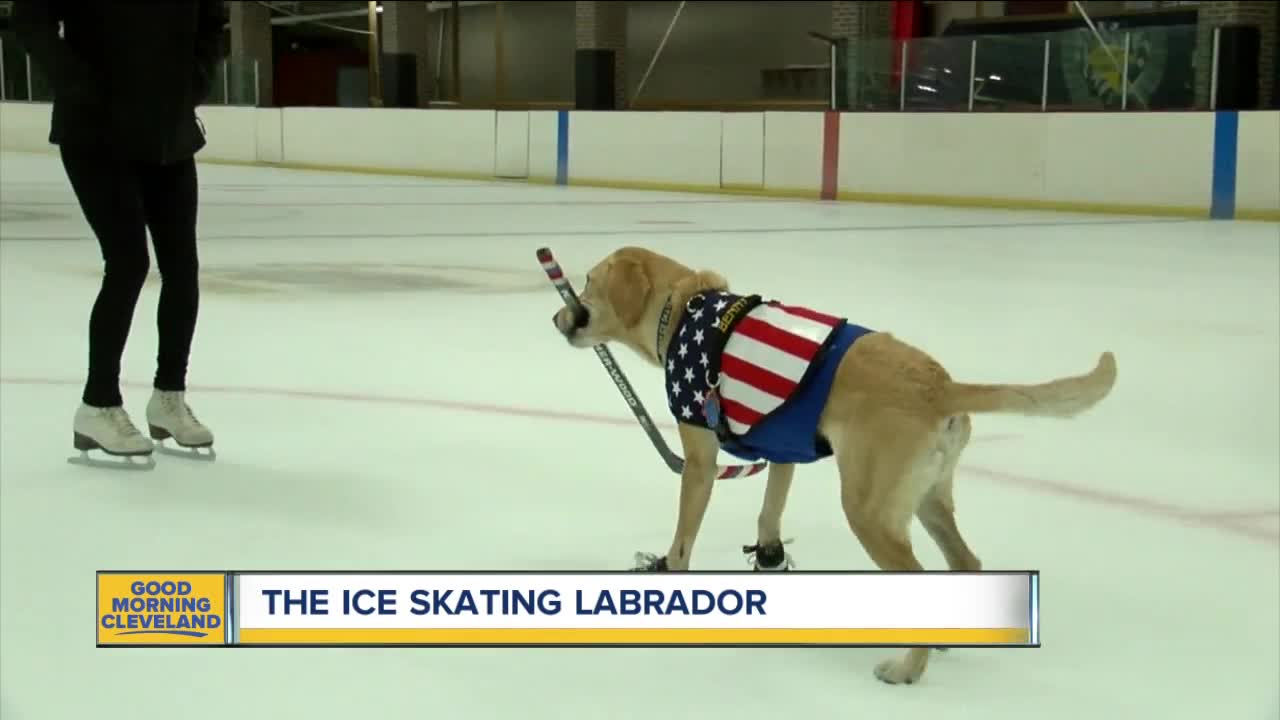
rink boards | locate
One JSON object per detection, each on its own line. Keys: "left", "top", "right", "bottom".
{"left": 2, "top": 101, "right": 1277, "bottom": 220}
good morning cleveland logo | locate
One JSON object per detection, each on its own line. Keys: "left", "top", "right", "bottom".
{"left": 97, "top": 573, "right": 227, "bottom": 646}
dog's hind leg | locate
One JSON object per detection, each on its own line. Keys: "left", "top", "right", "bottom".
{"left": 745, "top": 463, "right": 795, "bottom": 570}
{"left": 916, "top": 414, "right": 981, "bottom": 574}
{"left": 834, "top": 420, "right": 940, "bottom": 685}
{"left": 915, "top": 415, "right": 980, "bottom": 655}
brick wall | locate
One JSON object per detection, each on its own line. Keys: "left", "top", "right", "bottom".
{"left": 575, "top": 0, "right": 627, "bottom": 108}
{"left": 833, "top": 1, "right": 894, "bottom": 110}
{"left": 1195, "top": 1, "right": 1277, "bottom": 108}
{"left": 831, "top": 0, "right": 893, "bottom": 40}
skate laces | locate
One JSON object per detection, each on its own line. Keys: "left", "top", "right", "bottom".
{"left": 161, "top": 392, "right": 201, "bottom": 427}
{"left": 105, "top": 407, "right": 143, "bottom": 437}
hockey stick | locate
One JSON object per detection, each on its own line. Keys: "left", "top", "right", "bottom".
{"left": 537, "top": 247, "right": 768, "bottom": 480}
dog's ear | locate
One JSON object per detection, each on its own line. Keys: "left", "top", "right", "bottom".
{"left": 606, "top": 257, "right": 653, "bottom": 328}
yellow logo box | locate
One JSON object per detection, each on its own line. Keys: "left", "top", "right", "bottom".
{"left": 97, "top": 573, "right": 227, "bottom": 646}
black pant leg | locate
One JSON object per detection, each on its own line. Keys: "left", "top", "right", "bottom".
{"left": 59, "top": 147, "right": 150, "bottom": 408}
{"left": 138, "top": 158, "right": 200, "bottom": 392}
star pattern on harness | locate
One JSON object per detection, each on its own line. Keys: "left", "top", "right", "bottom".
{"left": 665, "top": 291, "right": 739, "bottom": 429}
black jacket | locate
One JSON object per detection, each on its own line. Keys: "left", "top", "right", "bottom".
{"left": 13, "top": 0, "right": 226, "bottom": 165}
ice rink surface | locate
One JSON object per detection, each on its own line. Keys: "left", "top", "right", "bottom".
{"left": 1, "top": 149, "right": 1277, "bottom": 719}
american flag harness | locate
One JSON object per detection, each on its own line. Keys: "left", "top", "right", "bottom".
{"left": 659, "top": 290, "right": 873, "bottom": 465}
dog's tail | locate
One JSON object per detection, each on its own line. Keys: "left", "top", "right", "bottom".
{"left": 942, "top": 352, "right": 1117, "bottom": 418}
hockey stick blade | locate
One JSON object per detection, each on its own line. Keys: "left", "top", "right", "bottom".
{"left": 537, "top": 247, "right": 767, "bottom": 480}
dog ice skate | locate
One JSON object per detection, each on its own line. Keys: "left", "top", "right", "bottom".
{"left": 146, "top": 390, "right": 216, "bottom": 461}
{"left": 68, "top": 403, "right": 156, "bottom": 470}
{"left": 743, "top": 540, "right": 794, "bottom": 571}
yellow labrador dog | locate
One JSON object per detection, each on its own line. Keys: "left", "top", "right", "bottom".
{"left": 550, "top": 246, "right": 1116, "bottom": 685}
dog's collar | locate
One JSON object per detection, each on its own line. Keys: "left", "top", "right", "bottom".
{"left": 656, "top": 294, "right": 674, "bottom": 361}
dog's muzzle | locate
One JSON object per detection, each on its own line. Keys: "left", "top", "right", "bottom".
{"left": 554, "top": 305, "right": 590, "bottom": 339}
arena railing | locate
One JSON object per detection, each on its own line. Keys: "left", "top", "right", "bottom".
{"left": 839, "top": 23, "right": 1206, "bottom": 114}
{"left": 0, "top": 23, "right": 1231, "bottom": 113}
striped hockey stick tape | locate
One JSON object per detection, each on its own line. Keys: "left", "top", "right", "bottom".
{"left": 537, "top": 247, "right": 767, "bottom": 481}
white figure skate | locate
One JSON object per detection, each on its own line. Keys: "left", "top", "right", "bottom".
{"left": 147, "top": 390, "right": 216, "bottom": 461}
{"left": 69, "top": 403, "right": 156, "bottom": 470}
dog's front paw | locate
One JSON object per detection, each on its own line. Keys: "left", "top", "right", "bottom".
{"left": 874, "top": 658, "right": 924, "bottom": 686}
{"left": 629, "top": 552, "right": 669, "bottom": 571}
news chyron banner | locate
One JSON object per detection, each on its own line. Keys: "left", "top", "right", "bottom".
{"left": 97, "top": 571, "right": 1040, "bottom": 648}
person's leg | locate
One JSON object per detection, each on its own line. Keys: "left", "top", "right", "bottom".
{"left": 139, "top": 157, "right": 199, "bottom": 392}
{"left": 59, "top": 145, "right": 155, "bottom": 457}
{"left": 138, "top": 157, "right": 213, "bottom": 453}
{"left": 60, "top": 147, "right": 151, "bottom": 406}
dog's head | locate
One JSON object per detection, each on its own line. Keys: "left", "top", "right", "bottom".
{"left": 551, "top": 247, "right": 727, "bottom": 365}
